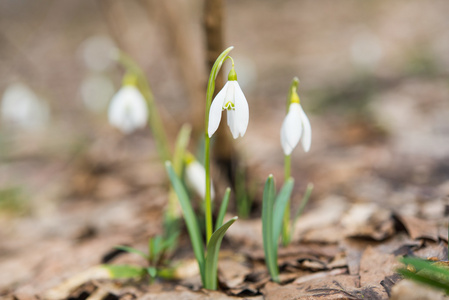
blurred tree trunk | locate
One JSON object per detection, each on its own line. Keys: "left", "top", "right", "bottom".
{"left": 203, "top": 0, "right": 238, "bottom": 187}
{"left": 140, "top": 0, "right": 206, "bottom": 134}
{"left": 97, "top": 0, "right": 133, "bottom": 54}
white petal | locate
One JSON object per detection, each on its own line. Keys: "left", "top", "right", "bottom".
{"left": 280, "top": 103, "right": 302, "bottom": 155}
{"left": 208, "top": 82, "right": 228, "bottom": 137}
{"left": 233, "top": 81, "right": 249, "bottom": 137}
{"left": 226, "top": 109, "right": 239, "bottom": 139}
{"left": 298, "top": 104, "right": 312, "bottom": 152}
{"left": 108, "top": 86, "right": 148, "bottom": 134}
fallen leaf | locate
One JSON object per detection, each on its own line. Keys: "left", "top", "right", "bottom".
{"left": 396, "top": 215, "right": 439, "bottom": 241}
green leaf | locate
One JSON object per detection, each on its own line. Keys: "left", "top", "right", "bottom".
{"left": 291, "top": 183, "right": 313, "bottom": 240}
{"left": 165, "top": 162, "right": 205, "bottom": 280}
{"left": 204, "top": 216, "right": 238, "bottom": 290}
{"left": 215, "top": 188, "right": 231, "bottom": 231}
{"left": 149, "top": 236, "right": 164, "bottom": 264}
{"left": 262, "top": 175, "right": 279, "bottom": 283}
{"left": 102, "top": 264, "right": 145, "bottom": 279}
{"left": 401, "top": 258, "right": 449, "bottom": 280}
{"left": 399, "top": 257, "right": 449, "bottom": 294}
{"left": 272, "top": 178, "right": 295, "bottom": 252}
{"left": 115, "top": 245, "right": 149, "bottom": 260}
{"left": 146, "top": 267, "right": 158, "bottom": 278}
{"left": 398, "top": 268, "right": 449, "bottom": 294}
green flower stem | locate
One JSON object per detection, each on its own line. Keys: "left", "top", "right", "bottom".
{"left": 282, "top": 154, "right": 291, "bottom": 246}
{"left": 204, "top": 46, "right": 234, "bottom": 244}
{"left": 116, "top": 51, "right": 171, "bottom": 162}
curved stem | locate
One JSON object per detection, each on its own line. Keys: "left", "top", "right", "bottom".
{"left": 204, "top": 46, "right": 234, "bottom": 244}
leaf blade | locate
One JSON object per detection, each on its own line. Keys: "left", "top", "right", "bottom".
{"left": 204, "top": 216, "right": 238, "bottom": 290}
{"left": 165, "top": 162, "right": 205, "bottom": 280}
{"left": 273, "top": 178, "right": 295, "bottom": 251}
{"left": 102, "top": 264, "right": 145, "bottom": 279}
{"left": 115, "top": 245, "right": 149, "bottom": 260}
{"left": 262, "top": 175, "right": 279, "bottom": 282}
{"left": 215, "top": 187, "right": 231, "bottom": 231}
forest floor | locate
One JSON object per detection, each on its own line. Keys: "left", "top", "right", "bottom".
{"left": 1, "top": 1, "right": 449, "bottom": 299}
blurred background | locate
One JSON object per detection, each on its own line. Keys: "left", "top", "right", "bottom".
{"left": 1, "top": 0, "right": 449, "bottom": 295}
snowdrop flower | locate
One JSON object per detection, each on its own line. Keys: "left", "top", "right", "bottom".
{"left": 108, "top": 81, "right": 148, "bottom": 134}
{"left": 280, "top": 91, "right": 311, "bottom": 155}
{"left": 185, "top": 153, "right": 215, "bottom": 200}
{"left": 1, "top": 83, "right": 50, "bottom": 130}
{"left": 208, "top": 67, "right": 249, "bottom": 139}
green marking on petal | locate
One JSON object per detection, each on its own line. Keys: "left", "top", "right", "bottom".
{"left": 223, "top": 101, "right": 235, "bottom": 110}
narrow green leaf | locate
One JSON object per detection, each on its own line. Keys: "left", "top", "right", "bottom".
{"left": 262, "top": 175, "right": 279, "bottom": 283}
{"left": 398, "top": 268, "right": 449, "bottom": 294}
{"left": 146, "top": 267, "right": 158, "bottom": 278}
{"left": 401, "top": 258, "right": 449, "bottom": 280}
{"left": 215, "top": 188, "right": 231, "bottom": 231}
{"left": 115, "top": 245, "right": 149, "bottom": 260}
{"left": 204, "top": 216, "right": 238, "bottom": 290}
{"left": 291, "top": 183, "right": 313, "bottom": 240}
{"left": 149, "top": 236, "right": 164, "bottom": 264}
{"left": 273, "top": 178, "right": 295, "bottom": 252}
{"left": 165, "top": 162, "right": 205, "bottom": 280}
{"left": 102, "top": 264, "right": 145, "bottom": 279}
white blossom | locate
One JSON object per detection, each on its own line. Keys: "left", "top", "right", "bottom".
{"left": 208, "top": 80, "right": 249, "bottom": 139}
{"left": 108, "top": 86, "right": 148, "bottom": 134}
{"left": 280, "top": 102, "right": 311, "bottom": 155}
{"left": 1, "top": 83, "right": 50, "bottom": 130}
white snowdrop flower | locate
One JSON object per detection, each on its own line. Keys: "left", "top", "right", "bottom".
{"left": 208, "top": 67, "right": 249, "bottom": 139}
{"left": 108, "top": 85, "right": 148, "bottom": 134}
{"left": 280, "top": 92, "right": 311, "bottom": 155}
{"left": 185, "top": 154, "right": 215, "bottom": 200}
{"left": 1, "top": 83, "right": 50, "bottom": 130}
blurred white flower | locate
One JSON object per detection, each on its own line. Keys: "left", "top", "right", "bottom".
{"left": 80, "top": 74, "right": 115, "bottom": 113}
{"left": 108, "top": 86, "right": 148, "bottom": 134}
{"left": 208, "top": 68, "right": 249, "bottom": 139}
{"left": 185, "top": 156, "right": 215, "bottom": 200}
{"left": 280, "top": 102, "right": 311, "bottom": 155}
{"left": 1, "top": 83, "right": 50, "bottom": 130}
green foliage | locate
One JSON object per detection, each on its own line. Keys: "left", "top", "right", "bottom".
{"left": 215, "top": 188, "right": 231, "bottom": 231}
{"left": 102, "top": 264, "right": 146, "bottom": 279}
{"left": 166, "top": 162, "right": 205, "bottom": 282}
{"left": 262, "top": 175, "right": 279, "bottom": 282}
{"left": 398, "top": 257, "right": 449, "bottom": 294}
{"left": 205, "top": 217, "right": 238, "bottom": 290}
{"left": 262, "top": 175, "right": 295, "bottom": 283}
{"left": 166, "top": 161, "right": 236, "bottom": 290}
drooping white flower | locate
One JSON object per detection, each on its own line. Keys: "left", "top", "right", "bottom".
{"left": 185, "top": 155, "right": 215, "bottom": 200}
{"left": 280, "top": 102, "right": 311, "bottom": 155}
{"left": 208, "top": 68, "right": 249, "bottom": 139}
{"left": 108, "top": 85, "right": 148, "bottom": 134}
{"left": 1, "top": 83, "right": 50, "bottom": 130}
